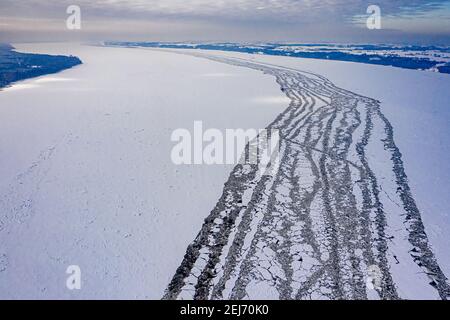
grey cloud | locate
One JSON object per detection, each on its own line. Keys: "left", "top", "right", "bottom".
{"left": 0, "top": 0, "right": 449, "bottom": 43}
{"left": 1, "top": 0, "right": 448, "bottom": 21}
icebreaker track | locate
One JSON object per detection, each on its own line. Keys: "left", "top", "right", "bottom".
{"left": 163, "top": 51, "right": 450, "bottom": 300}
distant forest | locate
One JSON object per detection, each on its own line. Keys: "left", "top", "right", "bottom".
{"left": 107, "top": 42, "right": 450, "bottom": 74}
{"left": 0, "top": 44, "right": 82, "bottom": 88}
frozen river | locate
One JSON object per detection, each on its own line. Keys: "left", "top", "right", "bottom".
{"left": 0, "top": 44, "right": 449, "bottom": 299}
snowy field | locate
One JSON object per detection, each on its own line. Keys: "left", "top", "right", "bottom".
{"left": 0, "top": 43, "right": 288, "bottom": 299}
{"left": 0, "top": 44, "right": 449, "bottom": 299}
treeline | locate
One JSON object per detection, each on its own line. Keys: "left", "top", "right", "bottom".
{"left": 0, "top": 44, "right": 82, "bottom": 88}
{"left": 107, "top": 41, "right": 450, "bottom": 74}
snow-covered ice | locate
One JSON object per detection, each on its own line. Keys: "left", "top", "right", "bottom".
{"left": 0, "top": 44, "right": 449, "bottom": 299}
{"left": 0, "top": 43, "right": 287, "bottom": 299}
{"left": 161, "top": 49, "right": 450, "bottom": 300}
{"left": 187, "top": 48, "right": 450, "bottom": 280}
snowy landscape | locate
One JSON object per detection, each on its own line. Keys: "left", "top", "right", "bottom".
{"left": 0, "top": 42, "right": 449, "bottom": 299}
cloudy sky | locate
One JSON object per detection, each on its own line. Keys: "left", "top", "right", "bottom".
{"left": 1, "top": 0, "right": 449, "bottom": 44}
